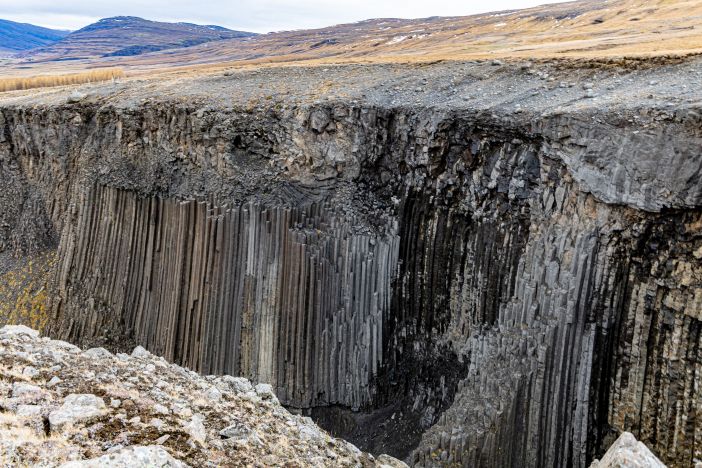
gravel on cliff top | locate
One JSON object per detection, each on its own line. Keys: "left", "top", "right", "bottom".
{"left": 0, "top": 325, "right": 407, "bottom": 467}
{"left": 0, "top": 57, "right": 700, "bottom": 116}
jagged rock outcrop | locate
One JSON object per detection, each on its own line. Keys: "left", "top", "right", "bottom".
{"left": 590, "top": 432, "right": 665, "bottom": 468}
{"left": 0, "top": 325, "right": 406, "bottom": 467}
{"left": 0, "top": 60, "right": 700, "bottom": 467}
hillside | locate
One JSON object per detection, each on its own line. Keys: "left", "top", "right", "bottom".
{"left": 4, "top": 0, "right": 700, "bottom": 75}
{"left": 125, "top": 0, "right": 702, "bottom": 68}
{"left": 25, "top": 16, "right": 257, "bottom": 61}
{"left": 0, "top": 19, "right": 69, "bottom": 54}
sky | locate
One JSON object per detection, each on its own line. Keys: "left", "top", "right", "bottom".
{"left": 0, "top": 0, "right": 569, "bottom": 33}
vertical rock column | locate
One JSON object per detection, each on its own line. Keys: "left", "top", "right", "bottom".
{"left": 51, "top": 184, "right": 400, "bottom": 409}
{"left": 410, "top": 187, "right": 702, "bottom": 468}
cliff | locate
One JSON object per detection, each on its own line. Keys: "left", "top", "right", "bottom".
{"left": 0, "top": 59, "right": 700, "bottom": 466}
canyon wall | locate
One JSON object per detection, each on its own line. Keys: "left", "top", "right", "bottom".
{"left": 0, "top": 93, "right": 700, "bottom": 466}
{"left": 53, "top": 183, "right": 399, "bottom": 410}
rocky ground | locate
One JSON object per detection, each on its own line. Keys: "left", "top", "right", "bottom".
{"left": 0, "top": 325, "right": 406, "bottom": 467}
{"left": 590, "top": 432, "right": 666, "bottom": 468}
{"left": 0, "top": 322, "right": 668, "bottom": 468}
{"left": 2, "top": 56, "right": 701, "bottom": 117}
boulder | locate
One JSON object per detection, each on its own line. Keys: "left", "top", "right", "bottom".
{"left": 0, "top": 325, "right": 39, "bottom": 338}
{"left": 590, "top": 432, "right": 666, "bottom": 468}
{"left": 49, "top": 394, "right": 107, "bottom": 430}
{"left": 219, "top": 420, "right": 250, "bottom": 440}
{"left": 217, "top": 376, "right": 253, "bottom": 394}
{"left": 131, "top": 346, "right": 151, "bottom": 359}
{"left": 84, "top": 347, "right": 113, "bottom": 359}
{"left": 183, "top": 414, "right": 207, "bottom": 443}
{"left": 66, "top": 91, "right": 86, "bottom": 104}
{"left": 59, "top": 445, "right": 187, "bottom": 467}
{"left": 12, "top": 382, "right": 43, "bottom": 400}
{"left": 254, "top": 383, "right": 278, "bottom": 403}
{"left": 377, "top": 454, "right": 410, "bottom": 468}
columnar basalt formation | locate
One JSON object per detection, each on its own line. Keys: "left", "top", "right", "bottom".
{"left": 412, "top": 188, "right": 702, "bottom": 467}
{"left": 0, "top": 62, "right": 700, "bottom": 467}
{"left": 53, "top": 183, "right": 399, "bottom": 410}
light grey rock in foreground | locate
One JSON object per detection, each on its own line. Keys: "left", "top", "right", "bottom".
{"left": 219, "top": 420, "right": 251, "bottom": 439}
{"left": 0, "top": 324, "right": 39, "bottom": 338}
{"left": 590, "top": 432, "right": 666, "bottom": 468}
{"left": 59, "top": 446, "right": 187, "bottom": 468}
{"left": 49, "top": 394, "right": 108, "bottom": 430}
{"left": 182, "top": 414, "right": 207, "bottom": 443}
{"left": 0, "top": 327, "right": 394, "bottom": 467}
{"left": 11, "top": 382, "right": 43, "bottom": 400}
{"left": 378, "top": 454, "right": 411, "bottom": 468}
{"left": 131, "top": 345, "right": 151, "bottom": 358}
{"left": 254, "top": 383, "right": 279, "bottom": 403}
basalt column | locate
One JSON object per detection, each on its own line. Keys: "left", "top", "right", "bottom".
{"left": 410, "top": 184, "right": 702, "bottom": 468}
{"left": 2, "top": 96, "right": 698, "bottom": 468}
{"left": 50, "top": 184, "right": 400, "bottom": 409}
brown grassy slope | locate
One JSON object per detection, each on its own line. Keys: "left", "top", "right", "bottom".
{"left": 100, "top": 0, "right": 702, "bottom": 68}
{"left": 3, "top": 0, "right": 701, "bottom": 78}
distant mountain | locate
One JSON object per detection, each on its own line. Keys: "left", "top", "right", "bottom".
{"left": 0, "top": 19, "right": 69, "bottom": 54}
{"left": 26, "top": 16, "right": 257, "bottom": 60}
{"left": 85, "top": 0, "right": 702, "bottom": 69}
{"left": 8, "top": 0, "right": 701, "bottom": 70}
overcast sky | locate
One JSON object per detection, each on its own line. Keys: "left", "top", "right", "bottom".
{"left": 0, "top": 0, "right": 568, "bottom": 33}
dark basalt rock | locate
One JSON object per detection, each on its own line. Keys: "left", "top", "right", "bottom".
{"left": 0, "top": 87, "right": 700, "bottom": 467}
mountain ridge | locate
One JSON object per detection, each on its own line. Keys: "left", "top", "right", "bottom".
{"left": 19, "top": 0, "right": 702, "bottom": 71}
{"left": 0, "top": 19, "right": 69, "bottom": 54}
{"left": 22, "top": 16, "right": 257, "bottom": 59}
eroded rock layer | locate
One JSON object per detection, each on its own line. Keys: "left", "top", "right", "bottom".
{"left": 1, "top": 61, "right": 701, "bottom": 467}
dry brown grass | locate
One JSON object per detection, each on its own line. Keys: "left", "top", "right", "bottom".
{"left": 0, "top": 68, "right": 124, "bottom": 92}
{"left": 75, "top": 0, "right": 702, "bottom": 73}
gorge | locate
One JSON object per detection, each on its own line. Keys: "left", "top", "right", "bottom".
{"left": 1, "top": 59, "right": 701, "bottom": 467}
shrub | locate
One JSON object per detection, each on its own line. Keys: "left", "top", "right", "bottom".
{"left": 0, "top": 68, "right": 125, "bottom": 92}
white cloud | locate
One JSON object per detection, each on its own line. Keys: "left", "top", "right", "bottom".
{"left": 0, "top": 0, "right": 568, "bottom": 33}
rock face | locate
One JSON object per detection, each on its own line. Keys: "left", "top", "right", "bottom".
{"left": 0, "top": 61, "right": 701, "bottom": 467}
{"left": 50, "top": 184, "right": 397, "bottom": 411}
{"left": 0, "top": 325, "right": 403, "bottom": 467}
